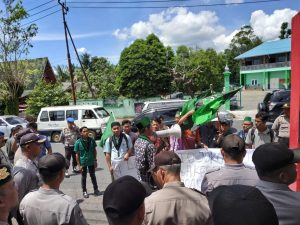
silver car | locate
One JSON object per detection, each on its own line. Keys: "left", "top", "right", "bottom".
{"left": 0, "top": 116, "right": 28, "bottom": 139}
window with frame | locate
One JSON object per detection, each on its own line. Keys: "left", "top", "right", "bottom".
{"left": 66, "top": 110, "right": 78, "bottom": 120}
{"left": 82, "top": 110, "right": 96, "bottom": 119}
{"left": 251, "top": 80, "right": 258, "bottom": 85}
{"left": 40, "top": 111, "right": 49, "bottom": 122}
{"left": 49, "top": 111, "right": 65, "bottom": 121}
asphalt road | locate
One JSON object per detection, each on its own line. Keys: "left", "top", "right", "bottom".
{"left": 51, "top": 142, "right": 110, "bottom": 225}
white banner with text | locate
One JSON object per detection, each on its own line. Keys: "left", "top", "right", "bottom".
{"left": 112, "top": 148, "right": 255, "bottom": 190}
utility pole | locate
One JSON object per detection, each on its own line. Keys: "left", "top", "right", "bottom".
{"left": 58, "top": 0, "right": 76, "bottom": 105}
{"left": 65, "top": 24, "right": 95, "bottom": 98}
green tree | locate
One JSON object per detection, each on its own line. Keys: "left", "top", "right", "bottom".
{"left": 0, "top": 0, "right": 38, "bottom": 115}
{"left": 89, "top": 56, "right": 117, "bottom": 98}
{"left": 80, "top": 52, "right": 91, "bottom": 70}
{"left": 117, "top": 34, "right": 172, "bottom": 99}
{"left": 279, "top": 22, "right": 291, "bottom": 39}
{"left": 55, "top": 65, "right": 69, "bottom": 82}
{"left": 26, "top": 81, "right": 69, "bottom": 116}
{"left": 171, "top": 46, "right": 225, "bottom": 96}
{"left": 225, "top": 25, "right": 262, "bottom": 83}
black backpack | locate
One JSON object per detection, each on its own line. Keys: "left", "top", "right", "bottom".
{"left": 109, "top": 133, "right": 129, "bottom": 150}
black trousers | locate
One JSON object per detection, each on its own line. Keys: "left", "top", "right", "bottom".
{"left": 65, "top": 146, "right": 77, "bottom": 168}
{"left": 81, "top": 165, "right": 98, "bottom": 192}
{"left": 278, "top": 137, "right": 289, "bottom": 146}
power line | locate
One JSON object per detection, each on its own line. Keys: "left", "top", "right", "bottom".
{"left": 68, "top": 0, "right": 280, "bottom": 8}
{"left": 68, "top": 0, "right": 195, "bottom": 3}
{"left": 21, "top": 9, "right": 61, "bottom": 27}
{"left": 27, "top": 0, "right": 54, "bottom": 12}
{"left": 27, "top": 5, "right": 59, "bottom": 18}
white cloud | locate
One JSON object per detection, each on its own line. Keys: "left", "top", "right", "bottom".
{"left": 33, "top": 31, "right": 110, "bottom": 41}
{"left": 250, "top": 8, "right": 297, "bottom": 41}
{"left": 113, "top": 7, "right": 234, "bottom": 51}
{"left": 225, "top": 0, "right": 244, "bottom": 3}
{"left": 77, "top": 47, "right": 87, "bottom": 54}
{"left": 113, "top": 7, "right": 298, "bottom": 52}
{"left": 213, "top": 30, "right": 239, "bottom": 51}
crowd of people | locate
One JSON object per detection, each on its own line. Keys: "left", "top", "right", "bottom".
{"left": 0, "top": 101, "right": 296, "bottom": 225}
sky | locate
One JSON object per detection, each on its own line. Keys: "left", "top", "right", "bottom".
{"left": 19, "top": 0, "right": 299, "bottom": 67}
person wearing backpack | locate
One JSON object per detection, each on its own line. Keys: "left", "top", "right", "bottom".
{"left": 103, "top": 122, "right": 133, "bottom": 181}
{"left": 245, "top": 112, "right": 274, "bottom": 149}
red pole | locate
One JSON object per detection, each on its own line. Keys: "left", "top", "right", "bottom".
{"left": 289, "top": 13, "right": 300, "bottom": 191}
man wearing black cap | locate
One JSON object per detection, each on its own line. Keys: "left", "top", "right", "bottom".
{"left": 0, "top": 164, "right": 18, "bottom": 225}
{"left": 144, "top": 151, "right": 213, "bottom": 225}
{"left": 14, "top": 133, "right": 45, "bottom": 176}
{"left": 13, "top": 128, "right": 34, "bottom": 164}
{"left": 103, "top": 175, "right": 146, "bottom": 225}
{"left": 19, "top": 153, "right": 88, "bottom": 225}
{"left": 272, "top": 103, "right": 290, "bottom": 146}
{"left": 134, "top": 117, "right": 156, "bottom": 183}
{"left": 208, "top": 185, "right": 279, "bottom": 225}
{"left": 253, "top": 142, "right": 300, "bottom": 225}
{"left": 201, "top": 134, "right": 259, "bottom": 194}
{"left": 10, "top": 133, "right": 45, "bottom": 224}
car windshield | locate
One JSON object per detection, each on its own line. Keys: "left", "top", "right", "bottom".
{"left": 270, "top": 91, "right": 290, "bottom": 102}
{"left": 94, "top": 108, "right": 110, "bottom": 118}
{"left": 4, "top": 116, "right": 27, "bottom": 125}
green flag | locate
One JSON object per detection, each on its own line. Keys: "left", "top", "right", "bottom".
{"left": 180, "top": 89, "right": 212, "bottom": 116}
{"left": 99, "top": 113, "right": 115, "bottom": 148}
{"left": 192, "top": 88, "right": 241, "bottom": 126}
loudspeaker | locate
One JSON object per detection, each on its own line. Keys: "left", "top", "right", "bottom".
{"left": 155, "top": 124, "right": 181, "bottom": 138}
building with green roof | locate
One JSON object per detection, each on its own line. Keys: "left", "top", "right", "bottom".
{"left": 235, "top": 38, "right": 290, "bottom": 90}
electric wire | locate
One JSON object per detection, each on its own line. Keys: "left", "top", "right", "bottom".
{"left": 20, "top": 0, "right": 281, "bottom": 27}
{"left": 21, "top": 9, "right": 61, "bottom": 27}
{"left": 68, "top": 0, "right": 280, "bottom": 8}
{"left": 26, "top": 0, "right": 54, "bottom": 12}
{"left": 27, "top": 4, "right": 59, "bottom": 18}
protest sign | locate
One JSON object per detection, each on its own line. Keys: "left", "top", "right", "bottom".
{"left": 112, "top": 148, "right": 255, "bottom": 191}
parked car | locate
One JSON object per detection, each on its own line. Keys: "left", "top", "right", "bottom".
{"left": 132, "top": 106, "right": 181, "bottom": 130}
{"left": 37, "top": 105, "right": 110, "bottom": 142}
{"left": 142, "top": 99, "right": 187, "bottom": 112}
{"left": 0, "top": 116, "right": 28, "bottom": 139}
{"left": 257, "top": 89, "right": 290, "bottom": 122}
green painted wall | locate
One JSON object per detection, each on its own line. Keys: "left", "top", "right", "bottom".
{"left": 245, "top": 73, "right": 264, "bottom": 88}
{"left": 241, "top": 68, "right": 291, "bottom": 90}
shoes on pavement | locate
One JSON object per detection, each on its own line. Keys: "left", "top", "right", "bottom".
{"left": 83, "top": 192, "right": 89, "bottom": 198}
{"left": 65, "top": 171, "right": 70, "bottom": 178}
{"left": 94, "top": 189, "right": 101, "bottom": 196}
{"left": 72, "top": 167, "right": 80, "bottom": 173}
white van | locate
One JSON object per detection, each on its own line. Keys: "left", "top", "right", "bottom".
{"left": 142, "top": 99, "right": 187, "bottom": 112}
{"left": 37, "top": 105, "right": 110, "bottom": 142}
